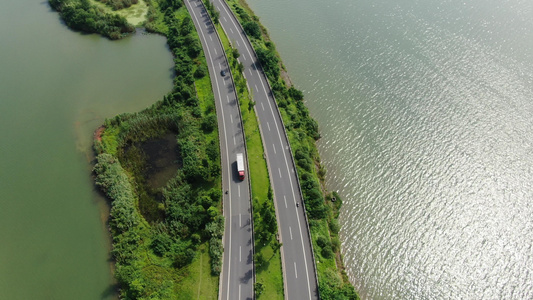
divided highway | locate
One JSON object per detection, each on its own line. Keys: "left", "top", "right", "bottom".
{"left": 210, "top": 0, "right": 320, "bottom": 299}
{"left": 184, "top": 1, "right": 254, "bottom": 299}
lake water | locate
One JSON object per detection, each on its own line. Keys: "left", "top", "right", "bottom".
{"left": 244, "top": 0, "right": 533, "bottom": 298}
{"left": 0, "top": 1, "right": 173, "bottom": 298}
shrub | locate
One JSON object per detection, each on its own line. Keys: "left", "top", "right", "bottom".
{"left": 243, "top": 21, "right": 261, "bottom": 39}
{"left": 331, "top": 237, "right": 341, "bottom": 252}
{"left": 316, "top": 236, "right": 329, "bottom": 248}
{"left": 321, "top": 245, "right": 334, "bottom": 259}
{"left": 201, "top": 113, "right": 217, "bottom": 132}
{"left": 209, "top": 237, "right": 223, "bottom": 275}
{"left": 194, "top": 64, "right": 207, "bottom": 78}
{"left": 174, "top": 247, "right": 196, "bottom": 268}
{"left": 151, "top": 232, "right": 173, "bottom": 256}
{"left": 256, "top": 48, "right": 280, "bottom": 82}
{"left": 329, "top": 219, "right": 340, "bottom": 234}
{"left": 288, "top": 86, "right": 304, "bottom": 101}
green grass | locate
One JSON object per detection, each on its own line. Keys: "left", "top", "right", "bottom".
{"left": 215, "top": 21, "right": 284, "bottom": 299}
{"left": 88, "top": 0, "right": 149, "bottom": 26}
{"left": 146, "top": 1, "right": 168, "bottom": 34}
{"left": 131, "top": 234, "right": 218, "bottom": 298}
{"left": 195, "top": 57, "right": 215, "bottom": 114}
{"left": 178, "top": 243, "right": 219, "bottom": 299}
{"left": 99, "top": 126, "right": 119, "bottom": 156}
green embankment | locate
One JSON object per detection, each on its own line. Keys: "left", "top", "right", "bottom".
{"left": 224, "top": 0, "right": 359, "bottom": 298}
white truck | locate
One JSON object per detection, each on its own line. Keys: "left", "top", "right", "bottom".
{"left": 236, "top": 153, "right": 245, "bottom": 180}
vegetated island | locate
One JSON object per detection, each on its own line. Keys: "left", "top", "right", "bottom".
{"left": 50, "top": 0, "right": 359, "bottom": 298}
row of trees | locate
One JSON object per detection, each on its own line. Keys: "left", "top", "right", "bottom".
{"left": 48, "top": 0, "right": 134, "bottom": 39}
{"left": 203, "top": 0, "right": 220, "bottom": 24}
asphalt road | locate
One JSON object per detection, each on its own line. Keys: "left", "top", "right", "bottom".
{"left": 210, "top": 1, "right": 320, "bottom": 299}
{"left": 184, "top": 1, "right": 254, "bottom": 299}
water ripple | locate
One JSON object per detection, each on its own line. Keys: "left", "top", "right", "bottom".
{"left": 245, "top": 0, "right": 533, "bottom": 298}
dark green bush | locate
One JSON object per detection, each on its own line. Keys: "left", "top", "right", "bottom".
{"left": 256, "top": 47, "right": 280, "bottom": 82}
{"left": 151, "top": 232, "right": 173, "bottom": 256}
{"left": 331, "top": 237, "right": 341, "bottom": 252}
{"left": 288, "top": 86, "right": 304, "bottom": 101}
{"left": 316, "top": 236, "right": 329, "bottom": 248}
{"left": 321, "top": 245, "right": 334, "bottom": 259}
{"left": 201, "top": 114, "right": 217, "bottom": 132}
{"left": 329, "top": 219, "right": 340, "bottom": 234}
{"left": 159, "top": 0, "right": 183, "bottom": 11}
{"left": 194, "top": 64, "right": 207, "bottom": 78}
{"left": 243, "top": 21, "right": 261, "bottom": 39}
